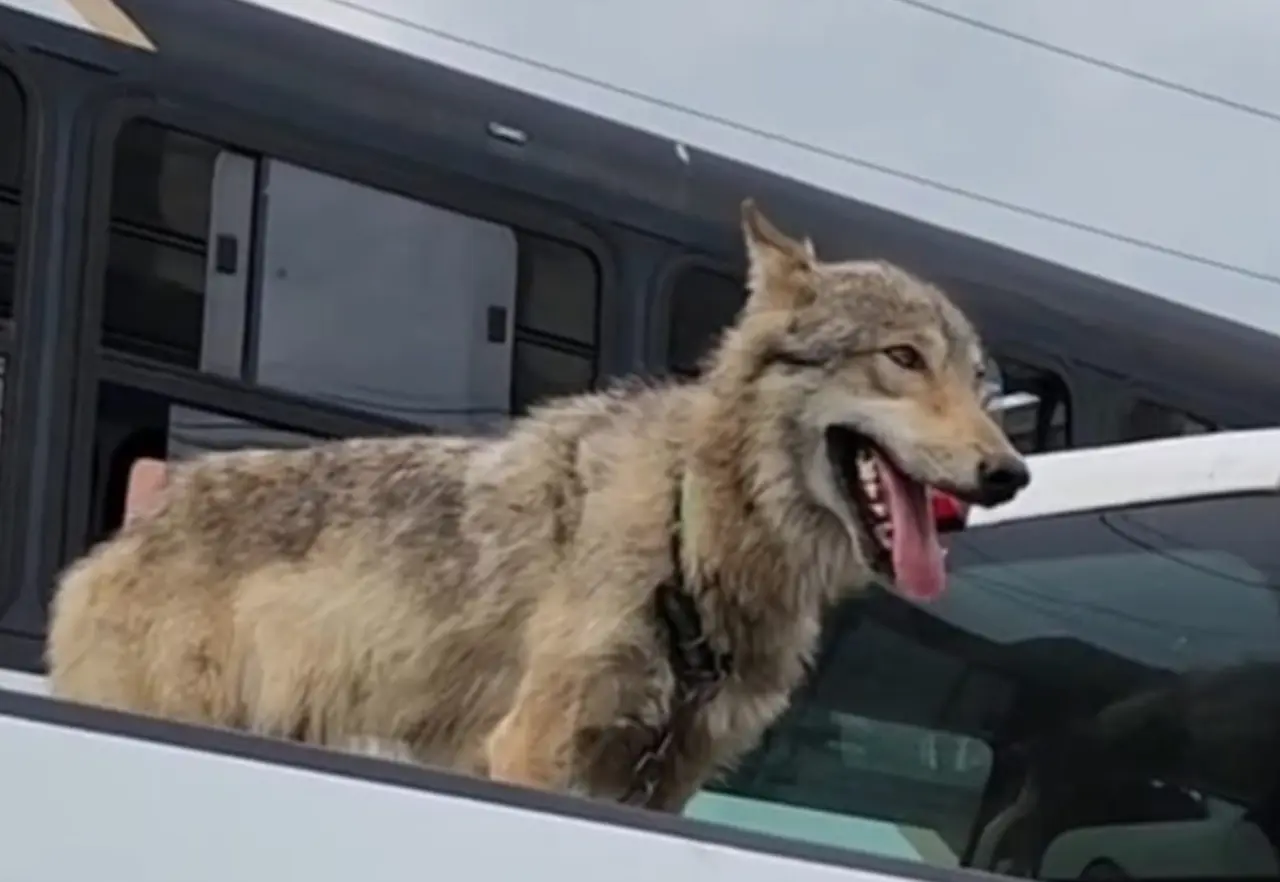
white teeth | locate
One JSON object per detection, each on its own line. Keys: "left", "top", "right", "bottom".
{"left": 874, "top": 522, "right": 893, "bottom": 549}
{"left": 863, "top": 479, "right": 879, "bottom": 501}
{"left": 857, "top": 454, "right": 879, "bottom": 501}
{"left": 848, "top": 449, "right": 892, "bottom": 547}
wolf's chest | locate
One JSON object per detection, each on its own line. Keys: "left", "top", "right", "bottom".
{"left": 699, "top": 681, "right": 794, "bottom": 762}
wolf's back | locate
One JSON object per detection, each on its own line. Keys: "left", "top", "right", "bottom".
{"left": 42, "top": 384, "right": 691, "bottom": 755}
{"left": 44, "top": 436, "right": 478, "bottom": 723}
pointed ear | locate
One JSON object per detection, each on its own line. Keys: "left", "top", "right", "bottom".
{"left": 740, "top": 199, "right": 817, "bottom": 312}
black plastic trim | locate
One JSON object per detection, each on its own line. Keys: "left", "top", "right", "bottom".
{"left": 99, "top": 352, "right": 429, "bottom": 438}
{"left": 59, "top": 350, "right": 432, "bottom": 573}
{"left": 0, "top": 47, "right": 38, "bottom": 628}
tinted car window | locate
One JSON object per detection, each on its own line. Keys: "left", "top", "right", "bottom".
{"left": 993, "top": 358, "right": 1071, "bottom": 453}
{"left": 1123, "top": 399, "right": 1216, "bottom": 442}
{"left": 688, "top": 493, "right": 1280, "bottom": 880}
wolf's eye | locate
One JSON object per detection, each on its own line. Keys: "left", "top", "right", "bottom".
{"left": 884, "top": 345, "right": 926, "bottom": 371}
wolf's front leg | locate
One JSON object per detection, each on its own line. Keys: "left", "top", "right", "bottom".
{"left": 484, "top": 662, "right": 584, "bottom": 794}
{"left": 485, "top": 621, "right": 654, "bottom": 798}
{"left": 486, "top": 516, "right": 673, "bottom": 799}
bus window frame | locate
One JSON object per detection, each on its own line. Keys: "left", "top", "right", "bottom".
{"left": 0, "top": 45, "right": 48, "bottom": 649}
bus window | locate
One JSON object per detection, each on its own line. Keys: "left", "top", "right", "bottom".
{"left": 103, "top": 121, "right": 600, "bottom": 431}
{"left": 105, "top": 122, "right": 218, "bottom": 367}
{"left": 665, "top": 266, "right": 745, "bottom": 376}
{"left": 510, "top": 235, "right": 600, "bottom": 414}
{"left": 690, "top": 492, "right": 1280, "bottom": 880}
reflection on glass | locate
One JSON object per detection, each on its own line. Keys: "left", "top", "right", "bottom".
{"left": 688, "top": 709, "right": 991, "bottom": 865}
{"left": 688, "top": 494, "right": 1280, "bottom": 880}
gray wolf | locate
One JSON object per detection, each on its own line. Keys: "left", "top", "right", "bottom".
{"left": 45, "top": 200, "right": 1029, "bottom": 811}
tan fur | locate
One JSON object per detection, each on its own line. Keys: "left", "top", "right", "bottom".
{"left": 46, "top": 200, "right": 1028, "bottom": 811}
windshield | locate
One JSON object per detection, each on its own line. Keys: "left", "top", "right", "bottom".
{"left": 686, "top": 492, "right": 1280, "bottom": 880}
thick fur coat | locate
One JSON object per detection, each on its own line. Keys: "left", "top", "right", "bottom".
{"left": 46, "top": 201, "right": 1028, "bottom": 811}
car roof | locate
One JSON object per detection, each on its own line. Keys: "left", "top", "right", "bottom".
{"left": 967, "top": 427, "right": 1280, "bottom": 528}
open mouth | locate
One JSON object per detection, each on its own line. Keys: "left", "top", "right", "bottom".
{"left": 824, "top": 426, "right": 948, "bottom": 603}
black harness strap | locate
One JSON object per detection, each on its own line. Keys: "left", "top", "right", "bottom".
{"left": 619, "top": 477, "right": 733, "bottom": 808}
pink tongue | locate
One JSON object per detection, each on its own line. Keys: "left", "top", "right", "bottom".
{"left": 875, "top": 455, "right": 947, "bottom": 602}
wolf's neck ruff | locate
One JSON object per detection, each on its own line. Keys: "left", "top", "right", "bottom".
{"left": 620, "top": 472, "right": 732, "bottom": 808}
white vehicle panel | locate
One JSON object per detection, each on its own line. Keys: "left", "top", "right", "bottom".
{"left": 0, "top": 692, "right": 944, "bottom": 882}
{"left": 970, "top": 426, "right": 1280, "bottom": 527}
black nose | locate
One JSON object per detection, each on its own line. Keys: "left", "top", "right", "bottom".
{"left": 976, "top": 456, "right": 1030, "bottom": 506}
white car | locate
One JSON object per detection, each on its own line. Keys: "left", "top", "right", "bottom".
{"left": 3, "top": 429, "right": 1280, "bottom": 882}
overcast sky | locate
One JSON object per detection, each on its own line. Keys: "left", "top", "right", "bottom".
{"left": 260, "top": 0, "right": 1279, "bottom": 333}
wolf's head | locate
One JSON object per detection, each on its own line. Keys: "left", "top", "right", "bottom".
{"left": 702, "top": 201, "right": 1029, "bottom": 602}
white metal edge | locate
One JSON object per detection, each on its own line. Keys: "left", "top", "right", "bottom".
{"left": 968, "top": 427, "right": 1280, "bottom": 527}
{"left": 0, "top": 708, "right": 926, "bottom": 882}
{"left": 0, "top": 668, "right": 46, "bottom": 694}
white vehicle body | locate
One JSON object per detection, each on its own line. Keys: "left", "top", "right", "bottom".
{"left": 3, "top": 429, "right": 1278, "bottom": 881}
